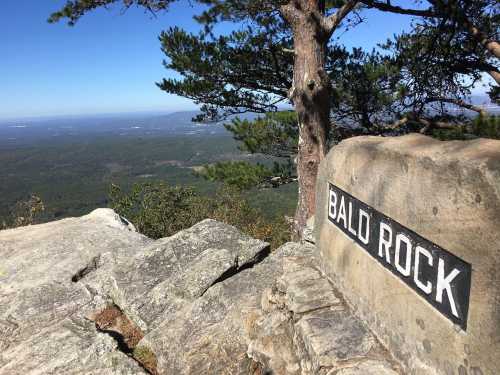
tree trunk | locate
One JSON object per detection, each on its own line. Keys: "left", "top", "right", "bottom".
{"left": 283, "top": 3, "right": 332, "bottom": 236}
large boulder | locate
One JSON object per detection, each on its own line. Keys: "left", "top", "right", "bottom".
{"left": 315, "top": 134, "right": 500, "bottom": 375}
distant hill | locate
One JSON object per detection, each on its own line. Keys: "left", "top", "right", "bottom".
{"left": 141, "top": 111, "right": 257, "bottom": 134}
{"left": 0, "top": 111, "right": 222, "bottom": 147}
{"left": 0, "top": 110, "right": 265, "bottom": 147}
{"left": 1, "top": 99, "right": 498, "bottom": 147}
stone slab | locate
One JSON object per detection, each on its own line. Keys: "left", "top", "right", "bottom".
{"left": 315, "top": 134, "right": 500, "bottom": 375}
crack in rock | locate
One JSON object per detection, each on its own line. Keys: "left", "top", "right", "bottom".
{"left": 91, "top": 304, "right": 159, "bottom": 375}
{"left": 71, "top": 255, "right": 101, "bottom": 283}
{"left": 201, "top": 245, "right": 271, "bottom": 297}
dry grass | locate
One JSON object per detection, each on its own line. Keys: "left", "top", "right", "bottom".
{"left": 133, "top": 346, "right": 160, "bottom": 375}
{"left": 93, "top": 305, "right": 144, "bottom": 349}
{"left": 92, "top": 305, "right": 159, "bottom": 374}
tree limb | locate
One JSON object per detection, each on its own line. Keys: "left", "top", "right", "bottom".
{"left": 386, "top": 116, "right": 409, "bottom": 130}
{"left": 265, "top": 175, "right": 298, "bottom": 188}
{"left": 488, "top": 70, "right": 500, "bottom": 86}
{"left": 385, "top": 114, "right": 465, "bottom": 135}
{"left": 449, "top": 60, "right": 500, "bottom": 85}
{"left": 426, "top": 97, "right": 487, "bottom": 116}
{"left": 361, "top": 0, "right": 499, "bottom": 61}
{"left": 418, "top": 117, "right": 463, "bottom": 134}
{"left": 465, "top": 22, "right": 500, "bottom": 60}
{"left": 426, "top": 0, "right": 500, "bottom": 60}
{"left": 323, "top": 0, "right": 359, "bottom": 34}
{"left": 359, "top": 0, "right": 435, "bottom": 17}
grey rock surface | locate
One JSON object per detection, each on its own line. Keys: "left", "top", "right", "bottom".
{"left": 301, "top": 216, "right": 315, "bottom": 244}
{"left": 333, "top": 360, "right": 402, "bottom": 375}
{"left": 0, "top": 211, "right": 270, "bottom": 374}
{"left": 80, "top": 218, "right": 270, "bottom": 330}
{"left": 247, "top": 249, "right": 400, "bottom": 375}
{"left": 1, "top": 209, "right": 401, "bottom": 375}
{"left": 0, "top": 209, "right": 150, "bottom": 374}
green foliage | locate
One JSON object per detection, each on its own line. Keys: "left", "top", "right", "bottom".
{"left": 471, "top": 116, "right": 500, "bottom": 139}
{"left": 109, "top": 182, "right": 199, "bottom": 238}
{"left": 431, "top": 127, "right": 470, "bottom": 141}
{"left": 332, "top": 48, "right": 402, "bottom": 129}
{"left": 157, "top": 19, "right": 293, "bottom": 121}
{"left": 225, "top": 111, "right": 298, "bottom": 158}
{"left": 48, "top": 0, "right": 174, "bottom": 25}
{"left": 198, "top": 159, "right": 297, "bottom": 190}
{"left": 197, "top": 111, "right": 299, "bottom": 191}
{"left": 431, "top": 116, "right": 500, "bottom": 141}
{"left": 0, "top": 135, "right": 298, "bottom": 226}
{"left": 198, "top": 161, "right": 272, "bottom": 190}
{"left": 109, "top": 182, "right": 291, "bottom": 249}
{"left": 489, "top": 86, "right": 499, "bottom": 105}
{"left": 381, "top": 0, "right": 499, "bottom": 111}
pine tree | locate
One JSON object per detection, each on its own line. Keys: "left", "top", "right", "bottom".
{"left": 50, "top": 0, "right": 499, "bottom": 234}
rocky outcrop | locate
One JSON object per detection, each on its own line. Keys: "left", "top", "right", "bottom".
{"left": 0, "top": 209, "right": 401, "bottom": 374}
{"left": 246, "top": 243, "right": 400, "bottom": 375}
{"left": 0, "top": 209, "right": 151, "bottom": 374}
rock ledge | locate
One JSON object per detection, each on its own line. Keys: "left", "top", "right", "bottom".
{"left": 0, "top": 210, "right": 401, "bottom": 374}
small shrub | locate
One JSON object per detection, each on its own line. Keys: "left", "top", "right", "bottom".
{"left": 109, "top": 182, "right": 203, "bottom": 239}
{"left": 431, "top": 115, "right": 500, "bottom": 141}
{"left": 195, "top": 187, "right": 291, "bottom": 250}
{"left": 109, "top": 182, "right": 291, "bottom": 249}
{"left": 1, "top": 194, "right": 45, "bottom": 229}
{"left": 431, "top": 126, "right": 468, "bottom": 141}
{"left": 471, "top": 115, "right": 500, "bottom": 139}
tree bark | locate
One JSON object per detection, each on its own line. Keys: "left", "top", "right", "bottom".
{"left": 462, "top": 20, "right": 500, "bottom": 60}
{"left": 281, "top": 1, "right": 332, "bottom": 236}
{"left": 488, "top": 69, "right": 500, "bottom": 86}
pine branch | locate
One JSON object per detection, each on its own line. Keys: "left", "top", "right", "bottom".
{"left": 426, "top": 97, "right": 487, "bottom": 116}
{"left": 417, "top": 117, "right": 464, "bottom": 135}
{"left": 427, "top": 0, "right": 500, "bottom": 60}
{"left": 359, "top": 0, "right": 436, "bottom": 17}
{"left": 324, "top": 0, "right": 360, "bottom": 34}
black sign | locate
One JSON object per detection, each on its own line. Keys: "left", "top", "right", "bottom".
{"left": 327, "top": 183, "right": 472, "bottom": 330}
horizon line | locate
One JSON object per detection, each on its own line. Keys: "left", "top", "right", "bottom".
{"left": 0, "top": 108, "right": 203, "bottom": 123}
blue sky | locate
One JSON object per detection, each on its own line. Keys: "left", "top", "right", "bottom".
{"left": 0, "top": 1, "right": 482, "bottom": 120}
